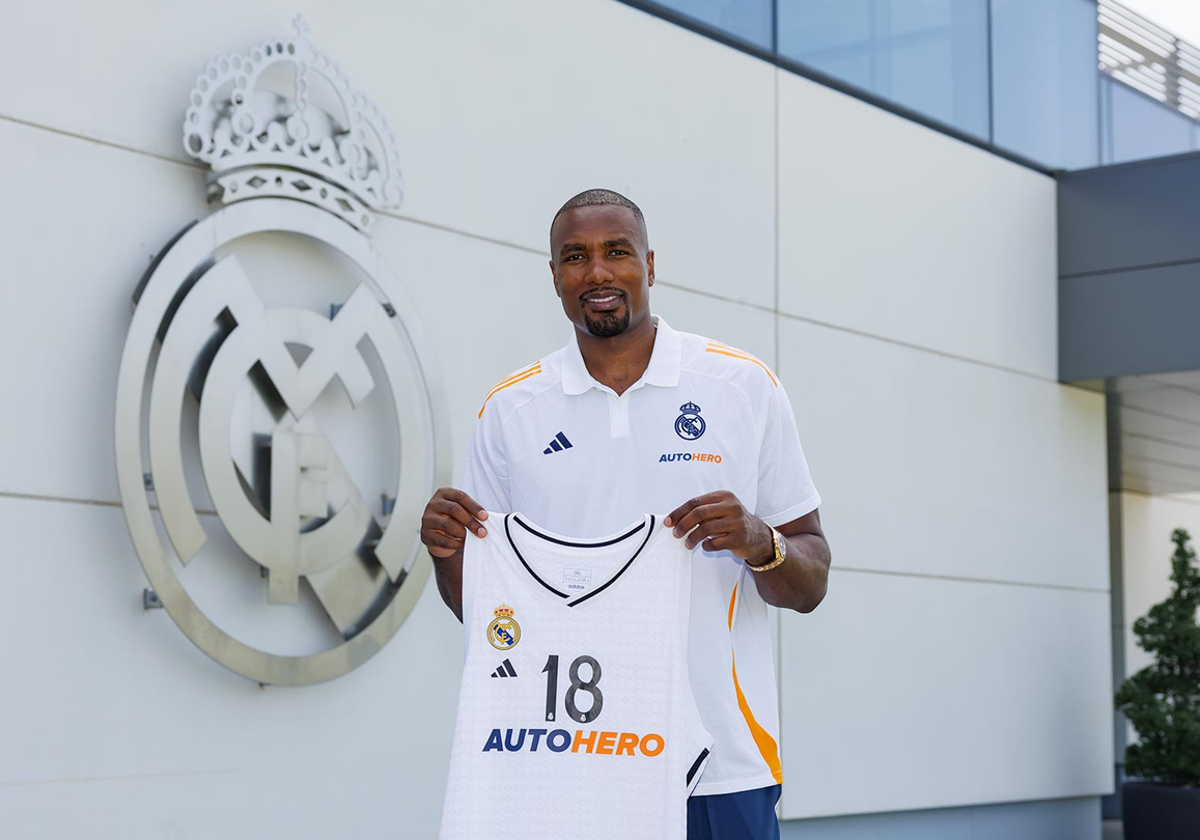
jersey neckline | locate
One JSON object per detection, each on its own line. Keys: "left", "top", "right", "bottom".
{"left": 503, "top": 512, "right": 657, "bottom": 607}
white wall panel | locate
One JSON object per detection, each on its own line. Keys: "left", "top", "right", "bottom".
{"left": 0, "top": 119, "right": 206, "bottom": 504}
{"left": 0, "top": 496, "right": 462, "bottom": 838}
{"left": 1118, "top": 492, "right": 1200, "bottom": 676}
{"left": 0, "top": 0, "right": 777, "bottom": 307}
{"left": 778, "top": 568, "right": 1114, "bottom": 819}
{"left": 778, "top": 317, "right": 1108, "bottom": 591}
{"left": 776, "top": 72, "right": 1058, "bottom": 379}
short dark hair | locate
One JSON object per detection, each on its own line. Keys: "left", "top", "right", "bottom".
{"left": 550, "top": 188, "right": 648, "bottom": 248}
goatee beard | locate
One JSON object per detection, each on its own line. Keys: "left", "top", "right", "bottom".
{"left": 584, "top": 308, "right": 631, "bottom": 338}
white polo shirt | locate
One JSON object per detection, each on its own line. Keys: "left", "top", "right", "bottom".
{"left": 460, "top": 314, "right": 821, "bottom": 796}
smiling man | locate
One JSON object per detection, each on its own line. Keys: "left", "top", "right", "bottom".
{"left": 422, "top": 189, "right": 830, "bottom": 839}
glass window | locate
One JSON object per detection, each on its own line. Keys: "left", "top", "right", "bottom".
{"left": 651, "top": 0, "right": 774, "bottom": 49}
{"left": 1105, "top": 76, "right": 1198, "bottom": 165}
{"left": 991, "top": 0, "right": 1100, "bottom": 169}
{"left": 777, "top": 0, "right": 991, "bottom": 140}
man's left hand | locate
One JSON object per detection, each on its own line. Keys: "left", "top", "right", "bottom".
{"left": 664, "top": 491, "right": 773, "bottom": 564}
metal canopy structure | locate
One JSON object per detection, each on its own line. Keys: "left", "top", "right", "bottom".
{"left": 1059, "top": 150, "right": 1200, "bottom": 494}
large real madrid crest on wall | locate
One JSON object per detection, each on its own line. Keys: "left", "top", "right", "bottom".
{"left": 114, "top": 17, "right": 448, "bottom": 685}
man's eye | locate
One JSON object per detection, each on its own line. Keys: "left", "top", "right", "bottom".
{"left": 565, "top": 254, "right": 583, "bottom": 261}
{"left": 610, "top": 250, "right": 627, "bottom": 256}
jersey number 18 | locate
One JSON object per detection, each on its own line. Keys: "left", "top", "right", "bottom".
{"left": 542, "top": 654, "right": 603, "bottom": 724}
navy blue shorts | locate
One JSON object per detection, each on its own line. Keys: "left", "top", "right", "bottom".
{"left": 687, "top": 785, "right": 781, "bottom": 840}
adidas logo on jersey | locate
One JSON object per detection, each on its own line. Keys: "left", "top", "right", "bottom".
{"left": 490, "top": 659, "right": 517, "bottom": 678}
{"left": 542, "top": 432, "right": 574, "bottom": 455}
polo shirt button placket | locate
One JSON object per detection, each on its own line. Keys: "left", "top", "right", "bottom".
{"left": 609, "top": 391, "right": 632, "bottom": 438}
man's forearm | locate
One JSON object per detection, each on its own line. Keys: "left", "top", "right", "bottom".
{"left": 749, "top": 532, "right": 830, "bottom": 613}
{"left": 433, "top": 550, "right": 465, "bottom": 623}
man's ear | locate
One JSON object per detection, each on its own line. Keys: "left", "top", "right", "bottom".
{"left": 549, "top": 259, "right": 562, "bottom": 298}
{"left": 646, "top": 250, "right": 655, "bottom": 286}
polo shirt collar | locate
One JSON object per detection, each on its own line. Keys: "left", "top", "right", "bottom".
{"left": 561, "top": 314, "right": 682, "bottom": 395}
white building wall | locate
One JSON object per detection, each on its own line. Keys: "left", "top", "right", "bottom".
{"left": 0, "top": 0, "right": 1111, "bottom": 836}
{"left": 774, "top": 71, "right": 1111, "bottom": 819}
{"left": 1118, "top": 492, "right": 1200, "bottom": 678}
{"left": 777, "top": 74, "right": 1059, "bottom": 380}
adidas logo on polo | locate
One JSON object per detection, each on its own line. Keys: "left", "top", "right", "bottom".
{"left": 490, "top": 659, "right": 518, "bottom": 678}
{"left": 542, "top": 432, "right": 573, "bottom": 455}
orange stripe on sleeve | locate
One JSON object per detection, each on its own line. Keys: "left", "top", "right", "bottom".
{"left": 727, "top": 583, "right": 784, "bottom": 785}
{"left": 488, "top": 362, "right": 541, "bottom": 393}
{"left": 489, "top": 365, "right": 540, "bottom": 393}
{"left": 478, "top": 366, "right": 541, "bottom": 417}
{"left": 705, "top": 346, "right": 778, "bottom": 387}
{"left": 483, "top": 363, "right": 541, "bottom": 401}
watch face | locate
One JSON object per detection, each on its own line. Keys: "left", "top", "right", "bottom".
{"left": 776, "top": 532, "right": 787, "bottom": 560}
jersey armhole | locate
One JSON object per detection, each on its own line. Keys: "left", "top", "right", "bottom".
{"left": 686, "top": 747, "right": 711, "bottom": 796}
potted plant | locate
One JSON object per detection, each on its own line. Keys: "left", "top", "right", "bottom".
{"left": 1114, "top": 527, "right": 1200, "bottom": 840}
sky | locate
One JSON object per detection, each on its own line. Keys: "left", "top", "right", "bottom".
{"left": 1121, "top": 0, "right": 1200, "bottom": 45}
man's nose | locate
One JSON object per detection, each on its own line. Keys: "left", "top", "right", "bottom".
{"left": 585, "top": 258, "right": 615, "bottom": 284}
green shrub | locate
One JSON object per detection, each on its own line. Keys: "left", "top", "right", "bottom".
{"left": 1115, "top": 528, "right": 1200, "bottom": 786}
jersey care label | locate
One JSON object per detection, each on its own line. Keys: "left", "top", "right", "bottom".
{"left": 562, "top": 568, "right": 593, "bottom": 593}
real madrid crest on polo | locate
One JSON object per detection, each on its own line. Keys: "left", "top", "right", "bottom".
{"left": 440, "top": 513, "right": 712, "bottom": 840}
{"left": 675, "top": 401, "right": 705, "bottom": 440}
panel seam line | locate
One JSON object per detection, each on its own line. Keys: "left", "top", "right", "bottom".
{"left": 832, "top": 565, "right": 1109, "bottom": 593}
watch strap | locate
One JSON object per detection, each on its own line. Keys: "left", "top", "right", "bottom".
{"left": 746, "top": 525, "right": 786, "bottom": 573}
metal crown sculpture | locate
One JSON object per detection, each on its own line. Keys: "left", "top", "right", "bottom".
{"left": 182, "top": 15, "right": 402, "bottom": 231}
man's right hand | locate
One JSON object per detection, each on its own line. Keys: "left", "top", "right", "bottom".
{"left": 421, "top": 487, "right": 489, "bottom": 559}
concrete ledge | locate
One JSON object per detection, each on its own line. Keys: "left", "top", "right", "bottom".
{"left": 781, "top": 796, "right": 1102, "bottom": 840}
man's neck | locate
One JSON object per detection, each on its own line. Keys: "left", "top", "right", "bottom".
{"left": 577, "top": 316, "right": 657, "bottom": 397}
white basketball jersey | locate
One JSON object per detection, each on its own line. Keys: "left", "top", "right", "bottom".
{"left": 440, "top": 512, "right": 712, "bottom": 840}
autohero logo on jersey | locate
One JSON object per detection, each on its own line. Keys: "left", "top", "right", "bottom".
{"left": 482, "top": 728, "right": 666, "bottom": 758}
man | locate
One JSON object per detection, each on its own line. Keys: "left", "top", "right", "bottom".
{"left": 421, "top": 189, "right": 830, "bottom": 839}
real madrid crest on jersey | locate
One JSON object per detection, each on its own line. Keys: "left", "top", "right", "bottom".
{"left": 674, "top": 401, "right": 705, "bottom": 441}
{"left": 487, "top": 604, "right": 521, "bottom": 650}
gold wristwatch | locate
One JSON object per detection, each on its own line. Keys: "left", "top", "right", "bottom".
{"left": 746, "top": 525, "right": 787, "bottom": 573}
